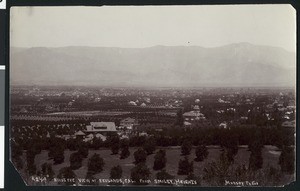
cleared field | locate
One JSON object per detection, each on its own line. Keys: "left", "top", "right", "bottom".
{"left": 22, "top": 146, "right": 282, "bottom": 186}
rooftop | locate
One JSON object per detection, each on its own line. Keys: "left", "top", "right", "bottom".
{"left": 86, "top": 122, "right": 117, "bottom": 132}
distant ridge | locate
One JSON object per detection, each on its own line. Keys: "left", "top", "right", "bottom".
{"left": 10, "top": 43, "right": 296, "bottom": 87}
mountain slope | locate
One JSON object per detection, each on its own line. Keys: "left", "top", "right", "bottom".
{"left": 10, "top": 43, "right": 296, "bottom": 87}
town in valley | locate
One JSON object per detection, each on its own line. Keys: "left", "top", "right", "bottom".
{"left": 10, "top": 85, "right": 296, "bottom": 186}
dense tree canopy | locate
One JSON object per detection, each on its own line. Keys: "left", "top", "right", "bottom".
{"left": 87, "top": 153, "right": 105, "bottom": 175}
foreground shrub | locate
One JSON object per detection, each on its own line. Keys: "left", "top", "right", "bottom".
{"left": 155, "top": 170, "right": 175, "bottom": 185}
{"left": 178, "top": 156, "right": 193, "bottom": 175}
{"left": 110, "top": 165, "right": 123, "bottom": 179}
{"left": 120, "top": 139, "right": 130, "bottom": 159}
{"left": 249, "top": 149, "right": 263, "bottom": 171}
{"left": 195, "top": 145, "right": 208, "bottom": 162}
{"left": 181, "top": 140, "right": 192, "bottom": 156}
{"left": 279, "top": 146, "right": 295, "bottom": 174}
{"left": 143, "top": 137, "right": 156, "bottom": 155}
{"left": 87, "top": 153, "right": 104, "bottom": 175}
{"left": 57, "top": 167, "right": 76, "bottom": 186}
{"left": 70, "top": 152, "right": 83, "bottom": 170}
{"left": 133, "top": 148, "right": 147, "bottom": 164}
{"left": 130, "top": 163, "right": 151, "bottom": 185}
{"left": 153, "top": 149, "right": 166, "bottom": 170}
{"left": 41, "top": 163, "right": 55, "bottom": 179}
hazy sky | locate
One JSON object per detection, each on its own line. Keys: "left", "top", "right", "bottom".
{"left": 10, "top": 5, "right": 296, "bottom": 52}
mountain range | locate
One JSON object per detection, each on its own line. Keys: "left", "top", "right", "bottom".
{"left": 10, "top": 43, "right": 296, "bottom": 87}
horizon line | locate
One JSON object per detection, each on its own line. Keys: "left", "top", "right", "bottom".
{"left": 10, "top": 42, "right": 295, "bottom": 53}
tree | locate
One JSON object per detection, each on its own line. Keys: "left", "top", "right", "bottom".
{"left": 195, "top": 145, "right": 208, "bottom": 162}
{"left": 120, "top": 139, "right": 130, "bottom": 159}
{"left": 11, "top": 142, "right": 23, "bottom": 170}
{"left": 84, "top": 171, "right": 98, "bottom": 186}
{"left": 66, "top": 138, "right": 80, "bottom": 151}
{"left": 178, "top": 156, "right": 193, "bottom": 175}
{"left": 223, "top": 148, "right": 237, "bottom": 164}
{"left": 70, "top": 152, "right": 83, "bottom": 170}
{"left": 153, "top": 149, "right": 166, "bottom": 170}
{"left": 186, "top": 173, "right": 201, "bottom": 186}
{"left": 109, "top": 135, "right": 120, "bottom": 155}
{"left": 143, "top": 137, "right": 156, "bottom": 155}
{"left": 111, "top": 144, "right": 120, "bottom": 155}
{"left": 48, "top": 137, "right": 66, "bottom": 160}
{"left": 26, "top": 150, "right": 37, "bottom": 176}
{"left": 57, "top": 167, "right": 76, "bottom": 185}
{"left": 176, "top": 108, "right": 184, "bottom": 126}
{"left": 156, "top": 170, "right": 175, "bottom": 185}
{"left": 78, "top": 146, "right": 89, "bottom": 158}
{"left": 181, "top": 140, "right": 192, "bottom": 156}
{"left": 248, "top": 130, "right": 264, "bottom": 152}
{"left": 120, "top": 147, "right": 130, "bottom": 159}
{"left": 133, "top": 148, "right": 147, "bottom": 164}
{"left": 41, "top": 163, "right": 55, "bottom": 179}
{"left": 12, "top": 156, "right": 23, "bottom": 170}
{"left": 279, "top": 146, "right": 295, "bottom": 174}
{"left": 53, "top": 148, "right": 65, "bottom": 164}
{"left": 27, "top": 163, "right": 37, "bottom": 176}
{"left": 110, "top": 165, "right": 123, "bottom": 179}
{"left": 91, "top": 137, "right": 103, "bottom": 150}
{"left": 87, "top": 153, "right": 105, "bottom": 175}
{"left": 249, "top": 149, "right": 263, "bottom": 171}
{"left": 220, "top": 130, "right": 238, "bottom": 163}
{"left": 130, "top": 163, "right": 151, "bottom": 185}
{"left": 203, "top": 151, "right": 231, "bottom": 186}
{"left": 247, "top": 129, "right": 264, "bottom": 171}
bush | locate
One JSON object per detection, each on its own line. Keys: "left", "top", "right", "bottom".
{"left": 249, "top": 149, "right": 263, "bottom": 171}
{"left": 223, "top": 148, "right": 237, "bottom": 164}
{"left": 143, "top": 137, "right": 156, "bottom": 155}
{"left": 110, "top": 165, "right": 123, "bottom": 179}
{"left": 13, "top": 156, "right": 23, "bottom": 170}
{"left": 120, "top": 147, "right": 130, "bottom": 159}
{"left": 120, "top": 139, "right": 130, "bottom": 159}
{"left": 129, "top": 136, "right": 146, "bottom": 147}
{"left": 41, "top": 163, "right": 55, "bottom": 179}
{"left": 111, "top": 144, "right": 120, "bottom": 155}
{"left": 84, "top": 172, "right": 98, "bottom": 186}
{"left": 185, "top": 173, "right": 201, "bottom": 186}
{"left": 130, "top": 163, "right": 151, "bottom": 185}
{"left": 178, "top": 156, "right": 193, "bottom": 175}
{"left": 195, "top": 145, "right": 208, "bottom": 162}
{"left": 108, "top": 135, "right": 120, "bottom": 155}
{"left": 181, "top": 140, "right": 192, "bottom": 156}
{"left": 91, "top": 137, "right": 103, "bottom": 150}
{"left": 87, "top": 153, "right": 105, "bottom": 175}
{"left": 133, "top": 148, "right": 147, "bottom": 164}
{"left": 153, "top": 149, "right": 166, "bottom": 170}
{"left": 248, "top": 139, "right": 264, "bottom": 153}
{"left": 203, "top": 152, "right": 231, "bottom": 186}
{"left": 155, "top": 170, "right": 175, "bottom": 185}
{"left": 220, "top": 131, "right": 238, "bottom": 163}
{"left": 27, "top": 163, "right": 37, "bottom": 176}
{"left": 66, "top": 138, "right": 80, "bottom": 151}
{"left": 78, "top": 146, "right": 89, "bottom": 158}
{"left": 26, "top": 150, "right": 37, "bottom": 175}
{"left": 279, "top": 146, "right": 295, "bottom": 174}
{"left": 175, "top": 108, "right": 184, "bottom": 126}
{"left": 57, "top": 167, "right": 76, "bottom": 185}
{"left": 53, "top": 149, "right": 65, "bottom": 164}
{"left": 70, "top": 152, "right": 83, "bottom": 170}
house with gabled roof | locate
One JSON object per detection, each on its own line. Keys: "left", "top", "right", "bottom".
{"left": 120, "top": 117, "right": 138, "bottom": 130}
{"left": 85, "top": 122, "right": 117, "bottom": 136}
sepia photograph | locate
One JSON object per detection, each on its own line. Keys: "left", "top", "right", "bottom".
{"left": 9, "top": 5, "right": 296, "bottom": 186}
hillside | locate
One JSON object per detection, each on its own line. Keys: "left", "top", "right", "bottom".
{"left": 10, "top": 43, "right": 296, "bottom": 87}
